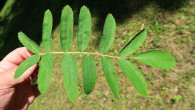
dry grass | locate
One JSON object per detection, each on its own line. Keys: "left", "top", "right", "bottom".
{"left": 29, "top": 1, "right": 195, "bottom": 109}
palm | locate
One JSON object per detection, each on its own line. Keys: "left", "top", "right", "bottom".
{"left": 3, "top": 79, "right": 36, "bottom": 110}
{"left": 0, "top": 47, "right": 39, "bottom": 110}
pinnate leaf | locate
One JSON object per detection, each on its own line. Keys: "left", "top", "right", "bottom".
{"left": 77, "top": 6, "right": 91, "bottom": 51}
{"left": 42, "top": 9, "right": 53, "bottom": 52}
{"left": 18, "top": 32, "right": 40, "bottom": 53}
{"left": 135, "top": 50, "right": 176, "bottom": 69}
{"left": 118, "top": 59, "right": 147, "bottom": 96}
{"left": 38, "top": 53, "right": 53, "bottom": 93}
{"left": 82, "top": 55, "right": 97, "bottom": 94}
{"left": 60, "top": 5, "right": 74, "bottom": 51}
{"left": 99, "top": 14, "right": 116, "bottom": 53}
{"left": 101, "top": 57, "right": 119, "bottom": 99}
{"left": 15, "top": 54, "right": 40, "bottom": 79}
{"left": 62, "top": 53, "right": 78, "bottom": 103}
{"left": 119, "top": 29, "right": 147, "bottom": 57}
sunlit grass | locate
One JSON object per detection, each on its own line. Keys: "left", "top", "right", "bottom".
{"left": 27, "top": 1, "right": 195, "bottom": 109}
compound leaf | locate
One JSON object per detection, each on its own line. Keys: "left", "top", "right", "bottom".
{"left": 38, "top": 53, "right": 53, "bottom": 93}
{"left": 119, "top": 29, "right": 147, "bottom": 57}
{"left": 18, "top": 32, "right": 40, "bottom": 53}
{"left": 42, "top": 9, "right": 53, "bottom": 52}
{"left": 118, "top": 59, "right": 147, "bottom": 96}
{"left": 101, "top": 57, "right": 119, "bottom": 99}
{"left": 77, "top": 6, "right": 91, "bottom": 51}
{"left": 62, "top": 53, "right": 78, "bottom": 103}
{"left": 15, "top": 54, "right": 40, "bottom": 79}
{"left": 60, "top": 5, "right": 74, "bottom": 51}
{"left": 82, "top": 55, "right": 97, "bottom": 94}
{"left": 99, "top": 14, "right": 116, "bottom": 53}
{"left": 135, "top": 50, "right": 176, "bottom": 69}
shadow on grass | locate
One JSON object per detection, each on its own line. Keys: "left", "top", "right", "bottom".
{"left": 0, "top": 0, "right": 187, "bottom": 60}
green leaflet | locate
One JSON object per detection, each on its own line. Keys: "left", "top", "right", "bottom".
{"left": 77, "top": 6, "right": 91, "bottom": 51}
{"left": 42, "top": 9, "right": 53, "bottom": 52}
{"left": 99, "top": 14, "right": 116, "bottom": 53}
{"left": 135, "top": 50, "right": 176, "bottom": 69}
{"left": 38, "top": 53, "right": 53, "bottom": 93}
{"left": 62, "top": 53, "right": 78, "bottom": 103}
{"left": 18, "top": 32, "right": 40, "bottom": 53}
{"left": 101, "top": 57, "right": 119, "bottom": 99}
{"left": 60, "top": 5, "right": 74, "bottom": 51}
{"left": 118, "top": 59, "right": 147, "bottom": 96}
{"left": 14, "top": 54, "right": 40, "bottom": 79}
{"left": 82, "top": 55, "right": 97, "bottom": 94}
{"left": 119, "top": 29, "right": 147, "bottom": 57}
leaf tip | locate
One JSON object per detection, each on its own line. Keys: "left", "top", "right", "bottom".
{"left": 14, "top": 74, "right": 18, "bottom": 79}
{"left": 18, "top": 31, "right": 23, "bottom": 35}
{"left": 38, "top": 89, "right": 45, "bottom": 94}
{"left": 14, "top": 70, "right": 20, "bottom": 79}
{"left": 107, "top": 13, "right": 113, "bottom": 17}
{"left": 68, "top": 96, "right": 77, "bottom": 104}
{"left": 143, "top": 87, "right": 148, "bottom": 96}
{"left": 115, "top": 94, "right": 119, "bottom": 100}
{"left": 65, "top": 4, "right": 70, "bottom": 8}
{"left": 142, "top": 91, "right": 147, "bottom": 97}
{"left": 45, "top": 9, "right": 51, "bottom": 13}
{"left": 38, "top": 84, "right": 47, "bottom": 94}
{"left": 18, "top": 31, "right": 24, "bottom": 38}
{"left": 44, "top": 9, "right": 52, "bottom": 17}
{"left": 84, "top": 91, "right": 90, "bottom": 94}
{"left": 71, "top": 100, "right": 76, "bottom": 104}
{"left": 80, "top": 5, "right": 89, "bottom": 12}
{"left": 81, "top": 5, "right": 87, "bottom": 9}
{"left": 63, "top": 5, "right": 72, "bottom": 11}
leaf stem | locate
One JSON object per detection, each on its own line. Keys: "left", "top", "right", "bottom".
{"left": 39, "top": 51, "right": 122, "bottom": 59}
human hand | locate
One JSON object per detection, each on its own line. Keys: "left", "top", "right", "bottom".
{"left": 0, "top": 47, "right": 40, "bottom": 110}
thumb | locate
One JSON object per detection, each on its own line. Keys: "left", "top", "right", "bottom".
{"left": 14, "top": 64, "right": 38, "bottom": 84}
{"left": 0, "top": 64, "right": 38, "bottom": 87}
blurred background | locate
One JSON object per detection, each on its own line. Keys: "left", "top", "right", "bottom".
{"left": 0, "top": 0, "right": 194, "bottom": 109}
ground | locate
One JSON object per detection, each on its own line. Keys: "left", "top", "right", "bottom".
{"left": 1, "top": 0, "right": 195, "bottom": 110}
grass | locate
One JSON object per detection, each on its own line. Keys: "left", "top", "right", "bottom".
{"left": 1, "top": 0, "right": 194, "bottom": 109}
{"left": 28, "top": 1, "right": 195, "bottom": 110}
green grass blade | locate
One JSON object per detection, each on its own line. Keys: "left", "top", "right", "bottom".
{"left": 77, "top": 6, "right": 91, "bottom": 51}
{"left": 82, "top": 55, "right": 97, "bottom": 94}
{"left": 42, "top": 9, "right": 53, "bottom": 52}
{"left": 101, "top": 57, "right": 119, "bottom": 99}
{"left": 62, "top": 53, "right": 78, "bottom": 103}
{"left": 38, "top": 53, "right": 53, "bottom": 93}
{"left": 60, "top": 5, "right": 74, "bottom": 51}
{"left": 14, "top": 54, "right": 40, "bottom": 79}
{"left": 119, "top": 29, "right": 147, "bottom": 57}
{"left": 135, "top": 50, "right": 176, "bottom": 69}
{"left": 99, "top": 14, "right": 116, "bottom": 53}
{"left": 18, "top": 32, "right": 40, "bottom": 53}
{"left": 118, "top": 59, "right": 147, "bottom": 96}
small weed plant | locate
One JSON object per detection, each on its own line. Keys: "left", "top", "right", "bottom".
{"left": 14, "top": 5, "right": 176, "bottom": 103}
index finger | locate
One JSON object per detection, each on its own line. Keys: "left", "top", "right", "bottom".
{"left": 0, "top": 47, "right": 34, "bottom": 71}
